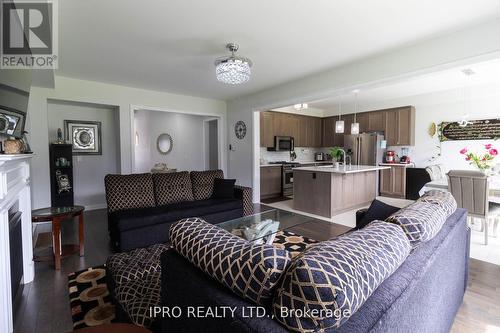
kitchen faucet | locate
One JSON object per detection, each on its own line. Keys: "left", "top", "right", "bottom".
{"left": 339, "top": 148, "right": 347, "bottom": 166}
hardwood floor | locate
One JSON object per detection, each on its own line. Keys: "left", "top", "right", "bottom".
{"left": 451, "top": 259, "right": 500, "bottom": 332}
{"left": 12, "top": 206, "right": 500, "bottom": 332}
{"left": 14, "top": 209, "right": 113, "bottom": 333}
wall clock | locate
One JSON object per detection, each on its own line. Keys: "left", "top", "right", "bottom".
{"left": 235, "top": 121, "right": 247, "bottom": 139}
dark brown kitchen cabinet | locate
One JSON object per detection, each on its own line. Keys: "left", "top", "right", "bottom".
{"left": 295, "top": 115, "right": 321, "bottom": 147}
{"left": 261, "top": 105, "right": 415, "bottom": 149}
{"left": 260, "top": 111, "right": 323, "bottom": 147}
{"left": 379, "top": 165, "right": 407, "bottom": 198}
{"left": 312, "top": 117, "right": 323, "bottom": 147}
{"left": 368, "top": 111, "right": 385, "bottom": 132}
{"left": 260, "top": 166, "right": 282, "bottom": 199}
{"left": 336, "top": 114, "right": 354, "bottom": 146}
{"left": 384, "top": 110, "right": 398, "bottom": 146}
{"left": 397, "top": 106, "right": 415, "bottom": 146}
{"left": 322, "top": 117, "right": 336, "bottom": 147}
{"left": 356, "top": 113, "right": 369, "bottom": 133}
{"left": 296, "top": 115, "right": 308, "bottom": 146}
{"left": 323, "top": 114, "right": 354, "bottom": 148}
{"left": 384, "top": 106, "right": 415, "bottom": 146}
{"left": 260, "top": 112, "right": 275, "bottom": 147}
{"left": 273, "top": 113, "right": 299, "bottom": 141}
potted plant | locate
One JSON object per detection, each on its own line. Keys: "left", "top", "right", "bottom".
{"left": 329, "top": 147, "right": 343, "bottom": 168}
{"left": 460, "top": 143, "right": 498, "bottom": 174}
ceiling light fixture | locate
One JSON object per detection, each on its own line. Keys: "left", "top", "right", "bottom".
{"left": 335, "top": 97, "right": 344, "bottom": 134}
{"left": 215, "top": 43, "right": 252, "bottom": 84}
{"left": 459, "top": 69, "right": 475, "bottom": 127}
{"left": 294, "top": 103, "right": 308, "bottom": 111}
{"left": 351, "top": 90, "right": 360, "bottom": 135}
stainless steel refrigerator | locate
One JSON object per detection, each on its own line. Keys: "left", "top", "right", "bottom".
{"left": 344, "top": 133, "right": 384, "bottom": 166}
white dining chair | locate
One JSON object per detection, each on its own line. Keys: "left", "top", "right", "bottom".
{"left": 447, "top": 170, "right": 490, "bottom": 245}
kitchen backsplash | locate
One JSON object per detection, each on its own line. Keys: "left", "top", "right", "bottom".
{"left": 260, "top": 147, "right": 331, "bottom": 164}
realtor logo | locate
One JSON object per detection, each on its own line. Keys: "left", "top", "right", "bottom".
{"left": 1, "top": 0, "right": 58, "bottom": 68}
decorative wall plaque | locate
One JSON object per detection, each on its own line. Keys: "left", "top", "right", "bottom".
{"left": 64, "top": 120, "right": 102, "bottom": 155}
{"left": 440, "top": 118, "right": 500, "bottom": 141}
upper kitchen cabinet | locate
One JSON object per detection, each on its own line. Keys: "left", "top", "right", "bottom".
{"left": 260, "top": 111, "right": 322, "bottom": 148}
{"left": 260, "top": 111, "right": 275, "bottom": 147}
{"left": 322, "top": 116, "right": 336, "bottom": 147}
{"left": 356, "top": 113, "right": 369, "bottom": 133}
{"left": 323, "top": 114, "right": 354, "bottom": 148}
{"left": 397, "top": 106, "right": 415, "bottom": 146}
{"left": 311, "top": 117, "right": 323, "bottom": 147}
{"left": 368, "top": 111, "right": 385, "bottom": 132}
{"left": 299, "top": 116, "right": 322, "bottom": 147}
{"left": 384, "top": 106, "right": 415, "bottom": 146}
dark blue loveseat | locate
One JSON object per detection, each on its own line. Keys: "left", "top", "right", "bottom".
{"left": 160, "top": 208, "right": 469, "bottom": 333}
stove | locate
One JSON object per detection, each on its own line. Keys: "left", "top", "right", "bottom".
{"left": 268, "top": 162, "right": 301, "bottom": 196}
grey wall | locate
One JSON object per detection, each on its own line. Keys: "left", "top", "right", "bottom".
{"left": 208, "top": 120, "right": 218, "bottom": 169}
{"left": 47, "top": 100, "right": 120, "bottom": 209}
{"left": 134, "top": 110, "right": 218, "bottom": 173}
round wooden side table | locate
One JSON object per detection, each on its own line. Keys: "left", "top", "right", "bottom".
{"left": 32, "top": 206, "right": 85, "bottom": 270}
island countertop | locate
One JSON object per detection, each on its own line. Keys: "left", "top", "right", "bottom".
{"left": 293, "top": 165, "right": 390, "bottom": 174}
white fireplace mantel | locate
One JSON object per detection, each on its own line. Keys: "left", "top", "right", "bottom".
{"left": 0, "top": 154, "right": 34, "bottom": 333}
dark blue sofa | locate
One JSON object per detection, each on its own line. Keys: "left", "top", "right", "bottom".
{"left": 160, "top": 208, "right": 470, "bottom": 333}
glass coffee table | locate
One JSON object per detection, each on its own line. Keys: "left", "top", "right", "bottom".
{"left": 218, "top": 209, "right": 350, "bottom": 244}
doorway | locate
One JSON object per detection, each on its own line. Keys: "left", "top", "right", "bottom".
{"left": 204, "top": 118, "right": 219, "bottom": 170}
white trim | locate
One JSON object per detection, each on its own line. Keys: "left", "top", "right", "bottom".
{"left": 252, "top": 111, "right": 261, "bottom": 203}
{"left": 84, "top": 203, "right": 107, "bottom": 211}
{"left": 0, "top": 156, "right": 33, "bottom": 333}
{"left": 130, "top": 104, "right": 227, "bottom": 175}
{"left": 203, "top": 118, "right": 221, "bottom": 170}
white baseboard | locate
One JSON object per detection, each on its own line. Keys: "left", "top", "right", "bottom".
{"left": 32, "top": 222, "right": 52, "bottom": 245}
{"left": 84, "top": 203, "right": 107, "bottom": 211}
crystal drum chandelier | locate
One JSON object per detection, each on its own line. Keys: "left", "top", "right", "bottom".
{"left": 215, "top": 43, "right": 252, "bottom": 84}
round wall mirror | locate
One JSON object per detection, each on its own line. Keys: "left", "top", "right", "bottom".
{"left": 157, "top": 133, "right": 173, "bottom": 154}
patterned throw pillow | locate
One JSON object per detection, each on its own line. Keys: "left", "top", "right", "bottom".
{"left": 386, "top": 201, "right": 448, "bottom": 248}
{"left": 273, "top": 221, "right": 410, "bottom": 331}
{"left": 104, "top": 173, "right": 156, "bottom": 212}
{"left": 418, "top": 190, "right": 457, "bottom": 216}
{"left": 106, "top": 243, "right": 169, "bottom": 285}
{"left": 153, "top": 171, "right": 194, "bottom": 206}
{"left": 190, "top": 170, "right": 224, "bottom": 200}
{"left": 170, "top": 218, "right": 292, "bottom": 305}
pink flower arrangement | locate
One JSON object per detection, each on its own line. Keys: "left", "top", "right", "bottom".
{"left": 460, "top": 144, "right": 498, "bottom": 171}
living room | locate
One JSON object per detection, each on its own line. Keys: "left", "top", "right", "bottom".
{"left": 1, "top": 1, "right": 500, "bottom": 333}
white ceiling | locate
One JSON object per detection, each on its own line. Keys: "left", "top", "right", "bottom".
{"left": 57, "top": 0, "right": 500, "bottom": 100}
{"left": 304, "top": 58, "right": 500, "bottom": 114}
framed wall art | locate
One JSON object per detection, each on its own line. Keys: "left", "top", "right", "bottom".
{"left": 64, "top": 120, "right": 102, "bottom": 155}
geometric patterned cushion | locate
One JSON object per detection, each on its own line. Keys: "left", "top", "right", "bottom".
{"left": 386, "top": 201, "right": 448, "bottom": 249}
{"left": 104, "top": 173, "right": 155, "bottom": 213}
{"left": 106, "top": 243, "right": 169, "bottom": 285}
{"left": 170, "top": 217, "right": 292, "bottom": 305}
{"left": 418, "top": 189, "right": 457, "bottom": 217}
{"left": 115, "top": 271, "right": 161, "bottom": 328}
{"left": 153, "top": 171, "right": 194, "bottom": 206}
{"left": 272, "top": 221, "right": 411, "bottom": 331}
{"left": 190, "top": 170, "right": 224, "bottom": 200}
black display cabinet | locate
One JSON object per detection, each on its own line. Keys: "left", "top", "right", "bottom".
{"left": 49, "top": 144, "right": 74, "bottom": 207}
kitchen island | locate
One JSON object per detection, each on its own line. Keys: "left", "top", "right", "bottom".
{"left": 293, "top": 165, "right": 390, "bottom": 218}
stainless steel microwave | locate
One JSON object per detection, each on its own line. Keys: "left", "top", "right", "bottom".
{"left": 267, "top": 136, "right": 294, "bottom": 151}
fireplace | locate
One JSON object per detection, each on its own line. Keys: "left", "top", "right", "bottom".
{"left": 9, "top": 210, "right": 23, "bottom": 307}
{"left": 0, "top": 155, "right": 34, "bottom": 333}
